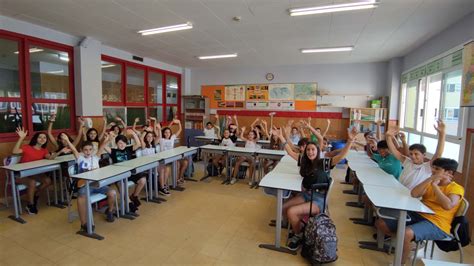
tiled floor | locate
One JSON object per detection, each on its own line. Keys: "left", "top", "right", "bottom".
{"left": 0, "top": 165, "right": 473, "bottom": 265}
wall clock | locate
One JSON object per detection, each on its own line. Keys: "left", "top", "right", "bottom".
{"left": 265, "top": 73, "right": 274, "bottom": 81}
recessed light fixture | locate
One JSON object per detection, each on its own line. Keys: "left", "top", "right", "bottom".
{"left": 289, "top": 1, "right": 378, "bottom": 16}
{"left": 198, "top": 53, "right": 238, "bottom": 60}
{"left": 138, "top": 22, "right": 193, "bottom": 36}
{"left": 101, "top": 64, "right": 116, "bottom": 69}
{"left": 300, "top": 46, "right": 354, "bottom": 53}
{"left": 13, "top": 48, "right": 44, "bottom": 54}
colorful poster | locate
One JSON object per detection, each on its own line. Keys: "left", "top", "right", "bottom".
{"left": 269, "top": 84, "right": 294, "bottom": 100}
{"left": 294, "top": 83, "right": 317, "bottom": 100}
{"left": 202, "top": 85, "right": 225, "bottom": 109}
{"left": 246, "top": 85, "right": 269, "bottom": 100}
{"left": 225, "top": 85, "right": 245, "bottom": 101}
{"left": 269, "top": 101, "right": 295, "bottom": 110}
{"left": 461, "top": 42, "right": 474, "bottom": 107}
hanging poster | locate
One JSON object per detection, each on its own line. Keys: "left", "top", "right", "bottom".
{"left": 461, "top": 41, "right": 474, "bottom": 107}
{"left": 246, "top": 85, "right": 269, "bottom": 100}
{"left": 246, "top": 101, "right": 269, "bottom": 110}
{"left": 225, "top": 85, "right": 245, "bottom": 101}
{"left": 294, "top": 83, "right": 317, "bottom": 100}
{"left": 269, "top": 84, "right": 294, "bottom": 100}
{"left": 202, "top": 85, "right": 225, "bottom": 109}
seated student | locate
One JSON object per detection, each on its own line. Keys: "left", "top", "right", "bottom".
{"left": 62, "top": 134, "right": 117, "bottom": 227}
{"left": 156, "top": 119, "right": 188, "bottom": 191}
{"left": 204, "top": 114, "right": 221, "bottom": 139}
{"left": 284, "top": 127, "right": 358, "bottom": 251}
{"left": 308, "top": 118, "right": 330, "bottom": 144}
{"left": 367, "top": 139, "right": 402, "bottom": 179}
{"left": 277, "top": 126, "right": 308, "bottom": 166}
{"left": 211, "top": 129, "right": 236, "bottom": 173}
{"left": 289, "top": 125, "right": 303, "bottom": 145}
{"left": 107, "top": 116, "right": 127, "bottom": 149}
{"left": 263, "top": 130, "right": 284, "bottom": 174}
{"left": 375, "top": 158, "right": 464, "bottom": 264}
{"left": 251, "top": 118, "right": 269, "bottom": 140}
{"left": 103, "top": 129, "right": 145, "bottom": 210}
{"left": 12, "top": 127, "right": 53, "bottom": 214}
{"left": 82, "top": 117, "right": 107, "bottom": 155}
{"left": 230, "top": 126, "right": 259, "bottom": 185}
{"left": 226, "top": 114, "right": 239, "bottom": 139}
{"left": 385, "top": 120, "right": 446, "bottom": 189}
{"left": 47, "top": 115, "right": 84, "bottom": 158}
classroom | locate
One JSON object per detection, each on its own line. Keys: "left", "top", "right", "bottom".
{"left": 0, "top": 1, "right": 473, "bottom": 265}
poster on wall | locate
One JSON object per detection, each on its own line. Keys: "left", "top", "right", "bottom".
{"left": 461, "top": 41, "right": 474, "bottom": 107}
{"left": 269, "top": 84, "right": 294, "bottom": 100}
{"left": 225, "top": 85, "right": 246, "bottom": 101}
{"left": 202, "top": 85, "right": 225, "bottom": 109}
{"left": 269, "top": 101, "right": 295, "bottom": 110}
{"left": 294, "top": 83, "right": 317, "bottom": 101}
{"left": 246, "top": 85, "right": 269, "bottom": 100}
{"left": 246, "top": 101, "right": 269, "bottom": 110}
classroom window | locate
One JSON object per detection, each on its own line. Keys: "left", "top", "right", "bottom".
{"left": 101, "top": 55, "right": 180, "bottom": 126}
{"left": 0, "top": 30, "right": 75, "bottom": 140}
{"left": 399, "top": 63, "right": 465, "bottom": 170}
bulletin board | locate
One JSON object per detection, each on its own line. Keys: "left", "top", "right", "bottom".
{"left": 462, "top": 41, "right": 474, "bottom": 107}
{"left": 201, "top": 83, "right": 317, "bottom": 111}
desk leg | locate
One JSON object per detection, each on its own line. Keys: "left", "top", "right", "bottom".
{"left": 170, "top": 161, "right": 185, "bottom": 191}
{"left": 50, "top": 170, "right": 65, "bottom": 209}
{"left": 58, "top": 167, "right": 66, "bottom": 205}
{"left": 393, "top": 210, "right": 406, "bottom": 266}
{"left": 147, "top": 168, "right": 164, "bottom": 203}
{"left": 76, "top": 181, "right": 104, "bottom": 240}
{"left": 200, "top": 151, "right": 210, "bottom": 181}
{"left": 222, "top": 154, "right": 231, "bottom": 185}
{"left": 122, "top": 178, "right": 137, "bottom": 219}
{"left": 259, "top": 189, "right": 296, "bottom": 255}
{"left": 184, "top": 156, "right": 197, "bottom": 182}
{"left": 8, "top": 171, "right": 26, "bottom": 224}
{"left": 346, "top": 183, "right": 364, "bottom": 208}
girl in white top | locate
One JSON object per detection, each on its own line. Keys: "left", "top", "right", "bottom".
{"left": 155, "top": 119, "right": 188, "bottom": 194}
{"left": 230, "top": 126, "right": 259, "bottom": 185}
{"left": 211, "top": 129, "right": 236, "bottom": 171}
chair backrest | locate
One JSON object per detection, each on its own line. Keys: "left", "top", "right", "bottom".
{"left": 456, "top": 198, "right": 469, "bottom": 217}
{"left": 67, "top": 164, "right": 77, "bottom": 176}
{"left": 135, "top": 148, "right": 143, "bottom": 158}
{"left": 3, "top": 155, "right": 22, "bottom": 167}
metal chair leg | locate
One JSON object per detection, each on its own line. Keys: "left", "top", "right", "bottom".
{"left": 430, "top": 240, "right": 435, "bottom": 259}
{"left": 412, "top": 241, "right": 419, "bottom": 266}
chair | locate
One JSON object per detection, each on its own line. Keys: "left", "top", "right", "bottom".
{"left": 129, "top": 149, "right": 149, "bottom": 201}
{"left": 3, "top": 156, "right": 50, "bottom": 213}
{"left": 66, "top": 165, "right": 119, "bottom": 223}
{"left": 411, "top": 198, "right": 470, "bottom": 266}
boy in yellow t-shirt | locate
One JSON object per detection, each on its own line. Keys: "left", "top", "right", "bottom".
{"left": 375, "top": 158, "right": 464, "bottom": 264}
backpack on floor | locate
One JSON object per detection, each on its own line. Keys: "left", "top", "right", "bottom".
{"left": 237, "top": 165, "right": 248, "bottom": 179}
{"left": 301, "top": 181, "right": 338, "bottom": 264}
{"left": 206, "top": 162, "right": 219, "bottom": 177}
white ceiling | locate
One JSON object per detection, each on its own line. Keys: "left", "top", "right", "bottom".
{"left": 1, "top": 0, "right": 473, "bottom": 68}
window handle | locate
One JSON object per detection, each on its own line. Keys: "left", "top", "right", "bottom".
{"left": 420, "top": 109, "right": 424, "bottom": 117}
{"left": 434, "top": 108, "right": 437, "bottom": 117}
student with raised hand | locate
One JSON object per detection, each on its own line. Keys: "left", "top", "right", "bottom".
{"left": 211, "top": 128, "right": 236, "bottom": 173}
{"left": 276, "top": 126, "right": 308, "bottom": 165}
{"left": 288, "top": 120, "right": 303, "bottom": 145}
{"left": 12, "top": 127, "right": 53, "bottom": 214}
{"left": 367, "top": 139, "right": 402, "bottom": 180}
{"left": 284, "top": 126, "right": 358, "bottom": 251}
{"left": 82, "top": 117, "right": 105, "bottom": 155}
{"left": 227, "top": 114, "right": 239, "bottom": 139}
{"left": 103, "top": 129, "right": 145, "bottom": 210}
{"left": 47, "top": 115, "right": 84, "bottom": 158}
{"left": 385, "top": 120, "right": 446, "bottom": 189}
{"left": 396, "top": 132, "right": 409, "bottom": 157}
{"left": 62, "top": 133, "right": 117, "bottom": 227}
{"left": 263, "top": 127, "right": 284, "bottom": 174}
{"left": 375, "top": 158, "right": 464, "bottom": 264}
{"left": 230, "top": 126, "right": 258, "bottom": 185}
{"left": 203, "top": 114, "right": 221, "bottom": 139}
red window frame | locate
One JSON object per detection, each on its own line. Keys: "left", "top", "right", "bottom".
{"left": 101, "top": 55, "right": 181, "bottom": 124}
{"left": 0, "top": 29, "right": 76, "bottom": 142}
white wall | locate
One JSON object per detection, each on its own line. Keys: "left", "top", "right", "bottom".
{"left": 190, "top": 62, "right": 388, "bottom": 110}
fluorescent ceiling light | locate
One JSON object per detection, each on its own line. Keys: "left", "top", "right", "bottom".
{"left": 101, "top": 64, "right": 116, "bottom": 68}
{"left": 198, "top": 53, "right": 238, "bottom": 60}
{"left": 47, "top": 70, "right": 64, "bottom": 74}
{"left": 301, "top": 46, "right": 354, "bottom": 53}
{"left": 138, "top": 22, "right": 193, "bottom": 35}
{"left": 59, "top": 55, "right": 69, "bottom": 62}
{"left": 289, "top": 1, "right": 378, "bottom": 16}
{"left": 14, "top": 48, "right": 44, "bottom": 54}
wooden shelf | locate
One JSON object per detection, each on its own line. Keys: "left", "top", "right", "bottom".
{"left": 185, "top": 108, "right": 205, "bottom": 113}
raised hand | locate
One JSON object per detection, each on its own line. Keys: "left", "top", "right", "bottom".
{"left": 283, "top": 125, "right": 291, "bottom": 137}
{"left": 386, "top": 126, "right": 399, "bottom": 137}
{"left": 78, "top": 117, "right": 85, "bottom": 127}
{"left": 241, "top": 126, "right": 246, "bottom": 132}
{"left": 49, "top": 114, "right": 56, "bottom": 122}
{"left": 271, "top": 126, "right": 281, "bottom": 137}
{"left": 327, "top": 119, "right": 331, "bottom": 125}
{"left": 60, "top": 134, "right": 70, "bottom": 142}
{"left": 60, "top": 147, "right": 71, "bottom": 154}
{"left": 126, "top": 129, "right": 135, "bottom": 135}
{"left": 172, "top": 119, "right": 181, "bottom": 124}
{"left": 149, "top": 117, "right": 157, "bottom": 121}
{"left": 116, "top": 116, "right": 123, "bottom": 122}
{"left": 261, "top": 119, "right": 267, "bottom": 125}
{"left": 434, "top": 120, "right": 446, "bottom": 134}
{"left": 134, "top": 117, "right": 140, "bottom": 123}
{"left": 347, "top": 127, "right": 358, "bottom": 141}
{"left": 398, "top": 132, "right": 406, "bottom": 141}
{"left": 16, "top": 127, "right": 27, "bottom": 138}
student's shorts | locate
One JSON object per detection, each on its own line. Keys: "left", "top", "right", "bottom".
{"left": 302, "top": 191, "right": 325, "bottom": 212}
{"left": 78, "top": 186, "right": 109, "bottom": 196}
{"left": 129, "top": 173, "right": 147, "bottom": 184}
{"left": 383, "top": 211, "right": 449, "bottom": 241}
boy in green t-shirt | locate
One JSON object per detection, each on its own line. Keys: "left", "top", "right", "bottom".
{"left": 367, "top": 140, "right": 402, "bottom": 179}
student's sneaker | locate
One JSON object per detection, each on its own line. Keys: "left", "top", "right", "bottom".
{"left": 80, "top": 223, "right": 95, "bottom": 232}
{"left": 159, "top": 187, "right": 171, "bottom": 196}
{"left": 230, "top": 178, "right": 237, "bottom": 185}
{"left": 287, "top": 233, "right": 302, "bottom": 251}
{"left": 129, "top": 202, "right": 138, "bottom": 213}
{"left": 33, "top": 194, "right": 40, "bottom": 206}
{"left": 130, "top": 195, "right": 141, "bottom": 207}
{"left": 105, "top": 209, "right": 115, "bottom": 223}
{"left": 372, "top": 233, "right": 391, "bottom": 241}
{"left": 25, "top": 204, "right": 38, "bottom": 215}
